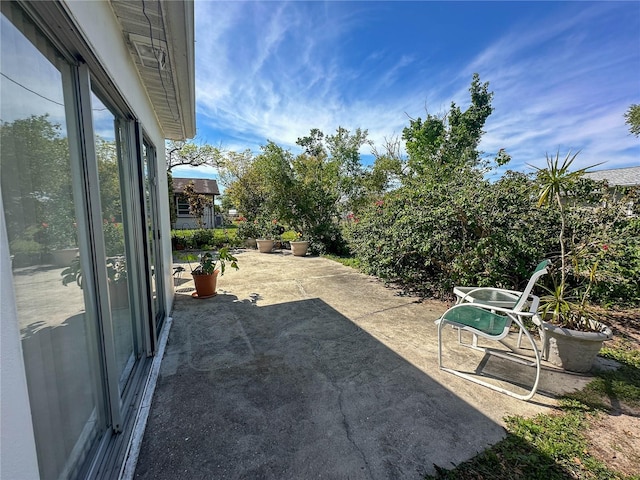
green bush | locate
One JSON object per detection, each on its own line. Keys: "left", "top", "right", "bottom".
{"left": 346, "top": 172, "right": 551, "bottom": 298}
{"left": 235, "top": 219, "right": 261, "bottom": 240}
{"left": 345, "top": 171, "right": 638, "bottom": 305}
{"left": 171, "top": 228, "right": 241, "bottom": 250}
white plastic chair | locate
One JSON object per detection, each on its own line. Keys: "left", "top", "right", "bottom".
{"left": 437, "top": 260, "right": 550, "bottom": 401}
{"left": 453, "top": 260, "right": 549, "bottom": 355}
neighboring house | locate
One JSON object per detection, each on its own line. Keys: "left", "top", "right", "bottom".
{"left": 172, "top": 177, "right": 220, "bottom": 229}
{"left": 584, "top": 166, "right": 640, "bottom": 215}
{"left": 1, "top": 1, "right": 195, "bottom": 479}
{"left": 584, "top": 166, "right": 640, "bottom": 187}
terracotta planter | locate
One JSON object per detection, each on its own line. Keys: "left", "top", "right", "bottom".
{"left": 541, "top": 320, "right": 613, "bottom": 373}
{"left": 290, "top": 240, "right": 309, "bottom": 257}
{"left": 256, "top": 239, "right": 274, "bottom": 253}
{"left": 192, "top": 270, "right": 219, "bottom": 298}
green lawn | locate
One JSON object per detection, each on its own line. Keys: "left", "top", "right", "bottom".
{"left": 426, "top": 333, "right": 640, "bottom": 480}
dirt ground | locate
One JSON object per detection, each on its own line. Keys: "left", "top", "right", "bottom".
{"left": 584, "top": 309, "right": 640, "bottom": 477}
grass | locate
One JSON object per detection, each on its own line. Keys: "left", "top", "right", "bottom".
{"left": 564, "top": 343, "right": 640, "bottom": 411}
{"left": 426, "top": 339, "right": 640, "bottom": 480}
{"left": 322, "top": 253, "right": 361, "bottom": 269}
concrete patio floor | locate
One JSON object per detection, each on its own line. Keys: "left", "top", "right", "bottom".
{"left": 133, "top": 249, "right": 595, "bottom": 479}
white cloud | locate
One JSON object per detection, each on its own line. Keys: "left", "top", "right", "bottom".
{"left": 193, "top": 1, "right": 640, "bottom": 173}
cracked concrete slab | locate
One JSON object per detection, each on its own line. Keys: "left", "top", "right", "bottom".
{"left": 134, "top": 249, "right": 595, "bottom": 479}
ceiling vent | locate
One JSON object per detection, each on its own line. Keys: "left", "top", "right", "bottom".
{"left": 129, "top": 33, "right": 167, "bottom": 70}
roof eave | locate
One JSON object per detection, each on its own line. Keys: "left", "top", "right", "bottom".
{"left": 161, "top": 0, "right": 196, "bottom": 140}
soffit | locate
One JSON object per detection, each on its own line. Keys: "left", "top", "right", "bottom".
{"left": 109, "top": 0, "right": 195, "bottom": 140}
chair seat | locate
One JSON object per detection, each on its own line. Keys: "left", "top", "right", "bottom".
{"left": 442, "top": 304, "right": 509, "bottom": 336}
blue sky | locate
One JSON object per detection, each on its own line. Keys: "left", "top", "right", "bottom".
{"left": 173, "top": 1, "right": 640, "bottom": 180}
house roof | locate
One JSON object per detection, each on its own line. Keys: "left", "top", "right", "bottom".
{"left": 584, "top": 166, "right": 640, "bottom": 187}
{"left": 173, "top": 177, "right": 220, "bottom": 195}
{"left": 109, "top": 0, "right": 195, "bottom": 140}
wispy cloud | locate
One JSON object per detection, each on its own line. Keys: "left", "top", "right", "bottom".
{"left": 464, "top": 3, "right": 639, "bottom": 172}
{"left": 194, "top": 1, "right": 639, "bottom": 173}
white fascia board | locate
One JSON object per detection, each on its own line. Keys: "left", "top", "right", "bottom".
{"left": 161, "top": 0, "right": 196, "bottom": 140}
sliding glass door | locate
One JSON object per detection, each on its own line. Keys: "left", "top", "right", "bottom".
{"left": 1, "top": 3, "right": 164, "bottom": 478}
{"left": 1, "top": 7, "right": 105, "bottom": 478}
{"left": 142, "top": 140, "right": 165, "bottom": 333}
{"left": 91, "top": 92, "right": 139, "bottom": 393}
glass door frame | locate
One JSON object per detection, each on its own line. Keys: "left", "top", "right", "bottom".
{"left": 136, "top": 123, "right": 165, "bottom": 354}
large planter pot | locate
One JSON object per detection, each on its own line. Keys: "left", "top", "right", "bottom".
{"left": 290, "top": 240, "right": 309, "bottom": 257}
{"left": 192, "top": 270, "right": 219, "bottom": 299}
{"left": 541, "top": 320, "right": 613, "bottom": 373}
{"left": 245, "top": 237, "right": 257, "bottom": 249}
{"left": 51, "top": 248, "right": 79, "bottom": 267}
{"left": 256, "top": 239, "right": 274, "bottom": 253}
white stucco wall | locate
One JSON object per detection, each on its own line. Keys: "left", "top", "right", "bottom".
{"left": 0, "top": 197, "right": 40, "bottom": 480}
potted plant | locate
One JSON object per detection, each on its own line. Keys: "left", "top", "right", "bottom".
{"left": 256, "top": 218, "right": 283, "bottom": 253}
{"left": 236, "top": 217, "right": 260, "bottom": 249}
{"left": 290, "top": 231, "right": 310, "bottom": 257}
{"left": 188, "top": 247, "right": 239, "bottom": 299}
{"left": 532, "top": 152, "right": 613, "bottom": 372}
{"left": 61, "top": 255, "right": 130, "bottom": 309}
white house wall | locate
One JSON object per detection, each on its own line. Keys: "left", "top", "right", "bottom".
{"left": 0, "top": 195, "right": 40, "bottom": 480}
{"left": 63, "top": 0, "right": 175, "bottom": 312}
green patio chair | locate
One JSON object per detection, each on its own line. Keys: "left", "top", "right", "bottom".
{"left": 453, "top": 259, "right": 550, "bottom": 353}
{"left": 437, "top": 260, "right": 550, "bottom": 401}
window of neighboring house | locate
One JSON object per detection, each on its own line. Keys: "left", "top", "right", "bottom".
{"left": 177, "top": 195, "right": 190, "bottom": 216}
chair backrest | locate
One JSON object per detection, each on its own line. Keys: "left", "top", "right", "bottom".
{"left": 512, "top": 260, "right": 550, "bottom": 313}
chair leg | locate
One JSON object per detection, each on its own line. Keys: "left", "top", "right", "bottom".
{"left": 438, "top": 319, "right": 541, "bottom": 401}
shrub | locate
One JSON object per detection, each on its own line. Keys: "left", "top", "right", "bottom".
{"left": 171, "top": 228, "right": 241, "bottom": 250}
{"left": 236, "top": 218, "right": 261, "bottom": 240}
{"left": 346, "top": 172, "right": 555, "bottom": 298}
{"left": 345, "top": 169, "right": 638, "bottom": 307}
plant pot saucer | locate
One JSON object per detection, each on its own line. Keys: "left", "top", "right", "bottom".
{"left": 191, "top": 291, "right": 217, "bottom": 300}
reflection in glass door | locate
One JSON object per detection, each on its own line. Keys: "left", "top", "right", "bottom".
{"left": 0, "top": 8, "right": 105, "bottom": 479}
{"left": 91, "top": 92, "right": 138, "bottom": 391}
{"left": 143, "top": 141, "right": 165, "bottom": 333}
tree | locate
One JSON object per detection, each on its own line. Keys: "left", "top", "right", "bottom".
{"left": 96, "top": 136, "right": 122, "bottom": 222}
{"left": 325, "top": 126, "right": 370, "bottom": 211}
{"left": 296, "top": 126, "right": 370, "bottom": 213}
{"left": 0, "top": 115, "right": 73, "bottom": 249}
{"left": 402, "top": 73, "right": 504, "bottom": 181}
{"left": 531, "top": 152, "right": 600, "bottom": 311}
{"left": 363, "top": 136, "right": 406, "bottom": 197}
{"left": 625, "top": 104, "right": 640, "bottom": 137}
{"left": 165, "top": 139, "right": 222, "bottom": 171}
{"left": 182, "top": 181, "right": 212, "bottom": 228}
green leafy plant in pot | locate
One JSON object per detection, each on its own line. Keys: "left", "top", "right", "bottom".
{"left": 188, "top": 247, "right": 239, "bottom": 298}
{"left": 531, "top": 151, "right": 613, "bottom": 372}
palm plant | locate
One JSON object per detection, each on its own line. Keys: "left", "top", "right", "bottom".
{"left": 530, "top": 151, "right": 601, "bottom": 327}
